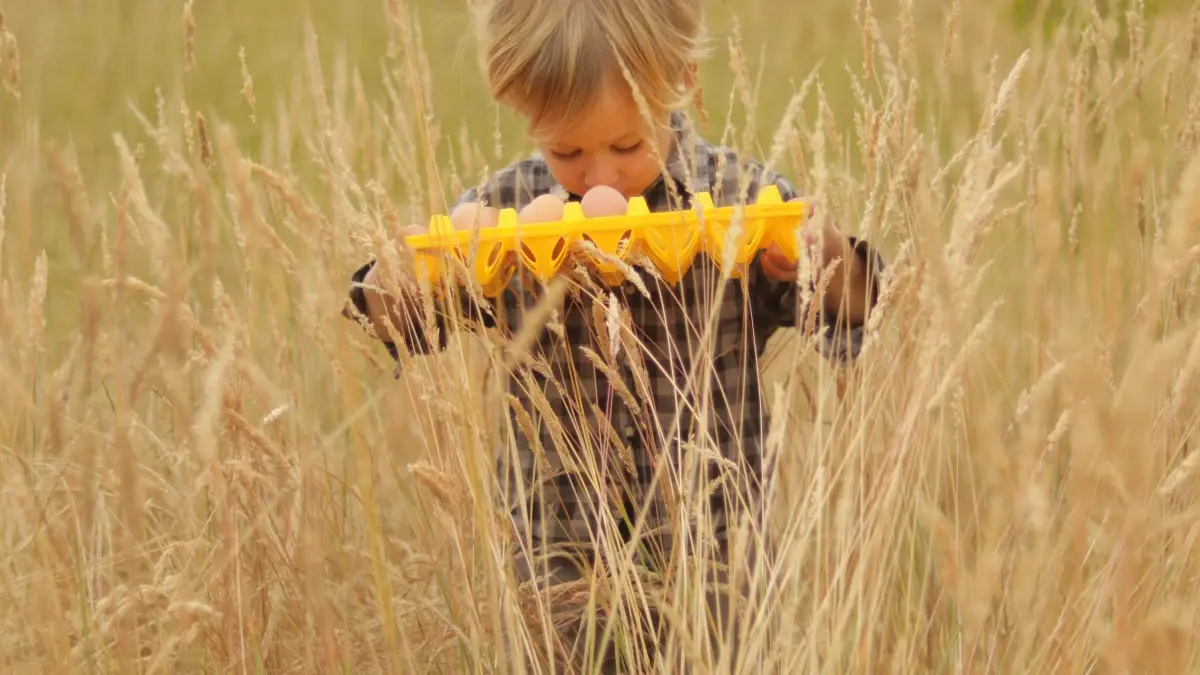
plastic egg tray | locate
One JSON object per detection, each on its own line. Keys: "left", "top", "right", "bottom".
{"left": 404, "top": 185, "right": 808, "bottom": 296}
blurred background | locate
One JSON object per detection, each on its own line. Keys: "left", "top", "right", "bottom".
{"left": 2, "top": 0, "right": 1035, "bottom": 178}
{"left": 2, "top": 0, "right": 1190, "bottom": 278}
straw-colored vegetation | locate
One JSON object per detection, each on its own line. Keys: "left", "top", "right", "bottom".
{"left": 2, "top": 0, "right": 1199, "bottom": 672}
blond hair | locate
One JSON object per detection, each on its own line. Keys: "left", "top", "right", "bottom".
{"left": 472, "top": 0, "right": 707, "bottom": 133}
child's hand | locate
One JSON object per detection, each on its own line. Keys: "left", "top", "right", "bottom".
{"left": 356, "top": 221, "right": 430, "bottom": 342}
{"left": 759, "top": 199, "right": 835, "bottom": 281}
{"left": 760, "top": 198, "right": 872, "bottom": 325}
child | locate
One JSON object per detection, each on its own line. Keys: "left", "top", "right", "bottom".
{"left": 346, "top": 0, "right": 884, "bottom": 666}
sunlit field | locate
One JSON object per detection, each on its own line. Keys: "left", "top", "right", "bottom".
{"left": 2, "top": 0, "right": 1200, "bottom": 672}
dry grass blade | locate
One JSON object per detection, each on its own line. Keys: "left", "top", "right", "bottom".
{"left": 1, "top": 12, "right": 19, "bottom": 101}
{"left": 182, "top": 1, "right": 195, "bottom": 76}
{"left": 0, "top": 170, "right": 6, "bottom": 263}
{"left": 4, "top": 2, "right": 1200, "bottom": 673}
{"left": 238, "top": 46, "right": 257, "bottom": 124}
{"left": 500, "top": 275, "right": 569, "bottom": 371}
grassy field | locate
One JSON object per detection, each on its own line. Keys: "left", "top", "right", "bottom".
{"left": 2, "top": 0, "right": 1200, "bottom": 672}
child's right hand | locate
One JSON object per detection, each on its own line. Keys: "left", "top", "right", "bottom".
{"left": 369, "top": 201, "right": 501, "bottom": 300}
{"left": 361, "top": 221, "right": 428, "bottom": 340}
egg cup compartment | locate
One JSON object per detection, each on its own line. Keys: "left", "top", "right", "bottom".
{"left": 402, "top": 185, "right": 808, "bottom": 296}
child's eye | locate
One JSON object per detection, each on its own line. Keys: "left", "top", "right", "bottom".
{"left": 613, "top": 141, "right": 643, "bottom": 156}
{"left": 550, "top": 149, "right": 581, "bottom": 161}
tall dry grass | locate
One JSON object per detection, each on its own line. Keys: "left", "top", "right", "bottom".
{"left": 2, "top": 0, "right": 1200, "bottom": 673}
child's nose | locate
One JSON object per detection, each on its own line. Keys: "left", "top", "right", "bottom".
{"left": 584, "top": 160, "right": 619, "bottom": 190}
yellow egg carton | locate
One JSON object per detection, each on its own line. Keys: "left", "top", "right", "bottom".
{"left": 404, "top": 185, "right": 808, "bottom": 297}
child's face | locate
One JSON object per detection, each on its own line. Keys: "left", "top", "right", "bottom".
{"left": 523, "top": 79, "right": 675, "bottom": 200}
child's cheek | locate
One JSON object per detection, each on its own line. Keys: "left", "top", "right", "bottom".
{"left": 546, "top": 158, "right": 585, "bottom": 195}
{"left": 626, "top": 153, "right": 661, "bottom": 196}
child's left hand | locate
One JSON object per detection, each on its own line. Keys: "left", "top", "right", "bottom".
{"left": 759, "top": 198, "right": 872, "bottom": 326}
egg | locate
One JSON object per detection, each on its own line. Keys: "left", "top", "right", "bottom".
{"left": 578, "top": 183, "right": 628, "bottom": 214}
{"left": 449, "top": 202, "right": 500, "bottom": 229}
{"left": 580, "top": 185, "right": 629, "bottom": 218}
{"left": 518, "top": 194, "right": 566, "bottom": 223}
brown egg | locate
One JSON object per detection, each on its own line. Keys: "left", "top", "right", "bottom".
{"left": 518, "top": 194, "right": 566, "bottom": 223}
{"left": 580, "top": 185, "right": 628, "bottom": 218}
{"left": 449, "top": 202, "right": 500, "bottom": 229}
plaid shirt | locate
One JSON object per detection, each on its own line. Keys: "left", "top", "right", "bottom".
{"left": 348, "top": 112, "right": 884, "bottom": 561}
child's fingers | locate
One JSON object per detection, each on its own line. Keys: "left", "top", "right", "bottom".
{"left": 801, "top": 223, "right": 818, "bottom": 248}
{"left": 763, "top": 243, "right": 792, "bottom": 263}
{"left": 761, "top": 243, "right": 798, "bottom": 280}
